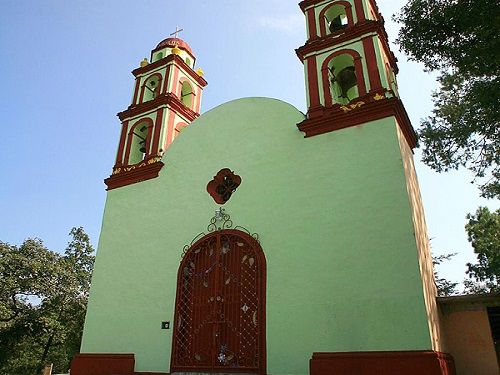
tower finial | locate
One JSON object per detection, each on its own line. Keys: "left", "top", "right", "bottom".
{"left": 170, "top": 26, "right": 184, "bottom": 40}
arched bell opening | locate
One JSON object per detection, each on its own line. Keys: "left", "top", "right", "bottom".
{"left": 325, "top": 4, "right": 348, "bottom": 33}
{"left": 171, "top": 229, "right": 266, "bottom": 374}
{"left": 319, "top": 1, "right": 353, "bottom": 37}
{"left": 328, "top": 54, "right": 359, "bottom": 105}
{"left": 180, "top": 80, "right": 194, "bottom": 109}
{"left": 153, "top": 51, "right": 164, "bottom": 62}
{"left": 142, "top": 73, "right": 162, "bottom": 102}
{"left": 126, "top": 119, "right": 153, "bottom": 165}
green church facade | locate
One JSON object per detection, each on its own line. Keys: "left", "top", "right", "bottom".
{"left": 82, "top": 99, "right": 432, "bottom": 373}
{"left": 74, "top": 1, "right": 456, "bottom": 374}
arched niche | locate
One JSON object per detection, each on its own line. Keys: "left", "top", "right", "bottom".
{"left": 174, "top": 121, "right": 188, "bottom": 140}
{"left": 321, "top": 49, "right": 367, "bottom": 106}
{"left": 125, "top": 118, "right": 154, "bottom": 165}
{"left": 319, "top": 1, "right": 353, "bottom": 37}
{"left": 141, "top": 73, "right": 163, "bottom": 103}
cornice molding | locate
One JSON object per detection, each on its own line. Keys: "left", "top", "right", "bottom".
{"left": 104, "top": 156, "right": 165, "bottom": 190}
{"left": 297, "top": 92, "right": 417, "bottom": 149}
{"left": 132, "top": 54, "right": 208, "bottom": 88}
{"left": 296, "top": 20, "right": 398, "bottom": 73}
{"left": 118, "top": 93, "right": 199, "bottom": 122}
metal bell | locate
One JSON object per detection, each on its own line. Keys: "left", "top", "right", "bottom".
{"left": 334, "top": 66, "right": 357, "bottom": 99}
{"left": 329, "top": 15, "right": 347, "bottom": 33}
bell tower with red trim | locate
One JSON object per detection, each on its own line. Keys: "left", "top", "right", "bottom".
{"left": 296, "top": 0, "right": 416, "bottom": 148}
{"left": 105, "top": 36, "right": 207, "bottom": 190}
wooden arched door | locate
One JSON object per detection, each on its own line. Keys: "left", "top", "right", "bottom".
{"left": 171, "top": 229, "right": 266, "bottom": 374}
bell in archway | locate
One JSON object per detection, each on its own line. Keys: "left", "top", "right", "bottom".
{"left": 335, "top": 66, "right": 357, "bottom": 99}
{"left": 329, "top": 15, "right": 347, "bottom": 33}
{"left": 139, "top": 140, "right": 146, "bottom": 153}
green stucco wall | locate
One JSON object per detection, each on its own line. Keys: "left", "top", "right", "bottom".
{"left": 82, "top": 97, "right": 431, "bottom": 374}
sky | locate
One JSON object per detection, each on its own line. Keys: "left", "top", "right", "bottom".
{"left": 0, "top": 0, "right": 498, "bottom": 290}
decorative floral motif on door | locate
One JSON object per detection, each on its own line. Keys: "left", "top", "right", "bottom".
{"left": 171, "top": 229, "right": 266, "bottom": 374}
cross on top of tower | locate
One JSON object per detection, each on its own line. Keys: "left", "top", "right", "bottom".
{"left": 170, "top": 26, "right": 184, "bottom": 39}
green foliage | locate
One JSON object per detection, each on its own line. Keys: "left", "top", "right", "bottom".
{"left": 465, "top": 207, "right": 500, "bottom": 292}
{"left": 395, "top": 0, "right": 500, "bottom": 198}
{"left": 0, "top": 228, "right": 95, "bottom": 375}
{"left": 432, "top": 253, "right": 458, "bottom": 296}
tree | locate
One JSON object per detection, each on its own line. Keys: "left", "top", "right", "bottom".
{"left": 395, "top": 0, "right": 500, "bottom": 198}
{"left": 433, "top": 253, "right": 458, "bottom": 296}
{"left": 465, "top": 207, "right": 500, "bottom": 292}
{"left": 0, "top": 228, "right": 95, "bottom": 375}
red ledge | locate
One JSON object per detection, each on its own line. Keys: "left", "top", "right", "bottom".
{"left": 310, "top": 351, "right": 456, "bottom": 375}
{"left": 132, "top": 54, "right": 207, "bottom": 88}
{"left": 70, "top": 353, "right": 135, "bottom": 375}
{"left": 118, "top": 93, "right": 199, "bottom": 122}
{"left": 105, "top": 157, "right": 164, "bottom": 190}
{"left": 296, "top": 20, "right": 398, "bottom": 73}
{"left": 297, "top": 93, "right": 418, "bottom": 149}
{"left": 299, "top": 0, "right": 321, "bottom": 12}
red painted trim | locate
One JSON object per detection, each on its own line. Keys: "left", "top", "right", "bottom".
{"left": 310, "top": 351, "right": 456, "bottom": 375}
{"left": 139, "top": 72, "right": 163, "bottom": 104}
{"left": 165, "top": 108, "right": 176, "bottom": 148}
{"left": 353, "top": 0, "right": 366, "bottom": 21}
{"left": 123, "top": 118, "right": 154, "bottom": 165}
{"left": 306, "top": 56, "right": 321, "bottom": 108}
{"left": 297, "top": 92, "right": 418, "bottom": 149}
{"left": 299, "top": 0, "right": 316, "bottom": 12}
{"left": 170, "top": 229, "right": 267, "bottom": 375}
{"left": 115, "top": 120, "right": 129, "bottom": 167}
{"left": 162, "top": 65, "right": 171, "bottom": 95}
{"left": 171, "top": 64, "right": 179, "bottom": 101}
{"left": 151, "top": 107, "right": 164, "bottom": 154}
{"left": 318, "top": 1, "right": 353, "bottom": 38}
{"left": 118, "top": 93, "right": 199, "bottom": 122}
{"left": 132, "top": 79, "right": 140, "bottom": 105}
{"left": 307, "top": 8, "right": 318, "bottom": 40}
{"left": 104, "top": 156, "right": 164, "bottom": 190}
{"left": 362, "top": 36, "right": 382, "bottom": 92}
{"left": 133, "top": 54, "right": 207, "bottom": 88}
{"left": 194, "top": 86, "right": 202, "bottom": 113}
{"left": 368, "top": 0, "right": 381, "bottom": 19}
{"left": 320, "top": 49, "right": 367, "bottom": 107}
{"left": 70, "top": 353, "right": 135, "bottom": 375}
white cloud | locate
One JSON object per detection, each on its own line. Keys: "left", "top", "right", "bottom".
{"left": 257, "top": 14, "right": 304, "bottom": 35}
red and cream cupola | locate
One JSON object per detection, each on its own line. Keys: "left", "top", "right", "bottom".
{"left": 105, "top": 35, "right": 207, "bottom": 190}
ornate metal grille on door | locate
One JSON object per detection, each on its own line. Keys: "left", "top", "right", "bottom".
{"left": 171, "top": 228, "right": 266, "bottom": 373}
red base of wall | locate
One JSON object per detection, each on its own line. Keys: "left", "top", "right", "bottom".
{"left": 310, "top": 351, "right": 456, "bottom": 375}
{"left": 70, "top": 354, "right": 136, "bottom": 375}
{"left": 72, "top": 351, "right": 455, "bottom": 375}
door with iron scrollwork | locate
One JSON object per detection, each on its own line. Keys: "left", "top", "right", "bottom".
{"left": 171, "top": 229, "right": 266, "bottom": 374}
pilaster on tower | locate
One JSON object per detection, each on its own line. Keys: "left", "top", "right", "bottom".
{"left": 296, "top": 0, "right": 416, "bottom": 148}
{"left": 105, "top": 36, "right": 208, "bottom": 190}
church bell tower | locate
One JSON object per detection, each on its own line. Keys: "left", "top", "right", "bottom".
{"left": 105, "top": 35, "right": 207, "bottom": 190}
{"left": 296, "top": 0, "right": 416, "bottom": 148}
